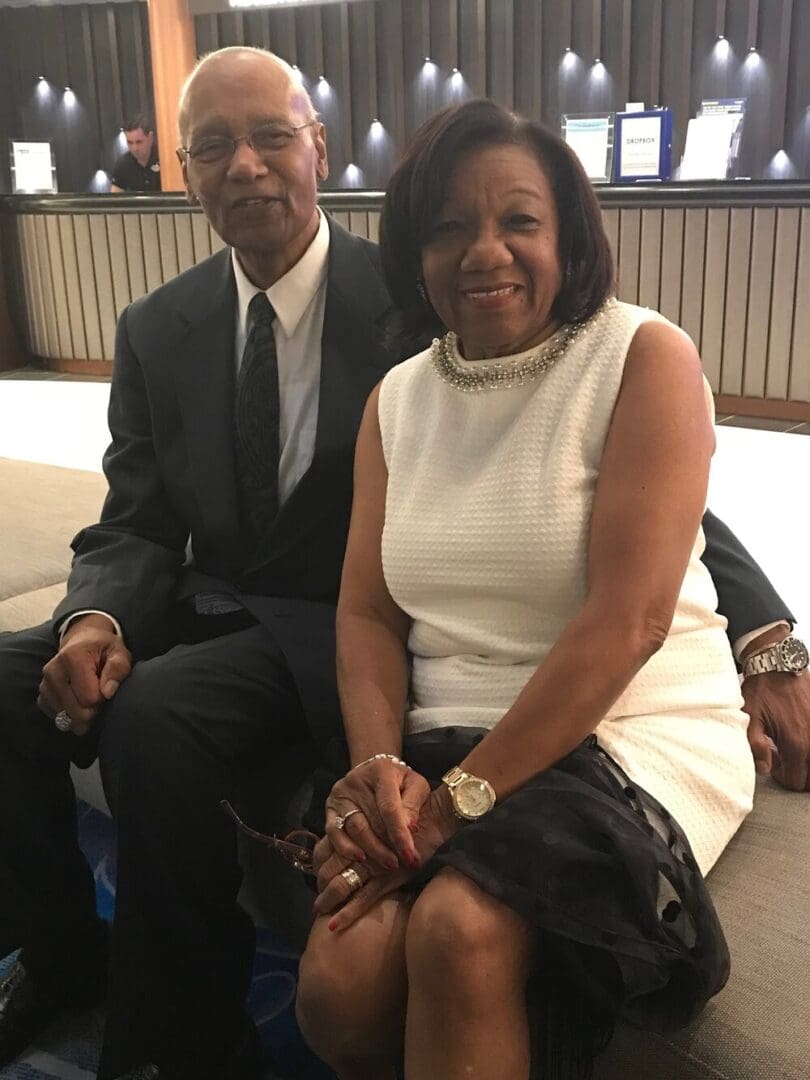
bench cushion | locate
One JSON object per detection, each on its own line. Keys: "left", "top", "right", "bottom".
{"left": 595, "top": 777, "right": 809, "bottom": 1079}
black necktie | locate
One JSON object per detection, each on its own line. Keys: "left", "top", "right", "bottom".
{"left": 234, "top": 292, "right": 280, "bottom": 563}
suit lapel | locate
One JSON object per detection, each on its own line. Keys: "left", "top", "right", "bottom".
{"left": 171, "top": 251, "right": 242, "bottom": 561}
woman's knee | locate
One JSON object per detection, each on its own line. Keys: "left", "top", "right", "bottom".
{"left": 297, "top": 912, "right": 407, "bottom": 1066}
{"left": 406, "top": 868, "right": 534, "bottom": 995}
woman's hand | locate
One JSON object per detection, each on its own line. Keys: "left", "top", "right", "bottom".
{"left": 313, "top": 785, "right": 460, "bottom": 930}
{"left": 323, "top": 759, "right": 431, "bottom": 870}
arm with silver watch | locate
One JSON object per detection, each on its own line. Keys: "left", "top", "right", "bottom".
{"left": 741, "top": 635, "right": 809, "bottom": 678}
{"left": 740, "top": 626, "right": 810, "bottom": 792}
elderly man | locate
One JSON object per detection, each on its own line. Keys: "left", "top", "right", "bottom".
{"left": 0, "top": 46, "right": 807, "bottom": 1080}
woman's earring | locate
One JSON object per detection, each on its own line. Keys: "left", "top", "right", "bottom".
{"left": 416, "top": 278, "right": 427, "bottom": 302}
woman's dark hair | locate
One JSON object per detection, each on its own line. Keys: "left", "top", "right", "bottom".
{"left": 380, "top": 99, "right": 615, "bottom": 353}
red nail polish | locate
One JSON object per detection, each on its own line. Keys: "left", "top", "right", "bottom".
{"left": 386, "top": 858, "right": 399, "bottom": 871}
{"left": 328, "top": 918, "right": 338, "bottom": 932}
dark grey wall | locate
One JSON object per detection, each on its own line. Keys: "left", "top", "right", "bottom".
{"left": 195, "top": 0, "right": 810, "bottom": 187}
{"left": 0, "top": 1, "right": 154, "bottom": 193}
{"left": 1, "top": 0, "right": 807, "bottom": 193}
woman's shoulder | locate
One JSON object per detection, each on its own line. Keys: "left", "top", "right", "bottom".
{"left": 380, "top": 342, "right": 435, "bottom": 396}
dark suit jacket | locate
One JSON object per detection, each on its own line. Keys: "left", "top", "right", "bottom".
{"left": 55, "top": 217, "right": 394, "bottom": 748}
{"left": 54, "top": 215, "right": 793, "bottom": 750}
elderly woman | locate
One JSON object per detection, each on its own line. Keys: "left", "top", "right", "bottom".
{"left": 294, "top": 100, "right": 754, "bottom": 1080}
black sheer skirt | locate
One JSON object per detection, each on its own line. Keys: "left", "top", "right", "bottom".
{"left": 403, "top": 727, "right": 728, "bottom": 1079}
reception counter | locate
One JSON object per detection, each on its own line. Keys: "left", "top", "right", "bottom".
{"left": 1, "top": 183, "right": 809, "bottom": 420}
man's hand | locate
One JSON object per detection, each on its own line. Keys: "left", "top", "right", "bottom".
{"left": 743, "top": 670, "right": 810, "bottom": 791}
{"left": 313, "top": 785, "right": 460, "bottom": 930}
{"left": 323, "top": 759, "right": 431, "bottom": 870}
{"left": 37, "top": 614, "right": 132, "bottom": 737}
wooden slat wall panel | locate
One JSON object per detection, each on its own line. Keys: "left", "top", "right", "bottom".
{"left": 123, "top": 215, "right": 148, "bottom": 302}
{"left": 700, "top": 208, "right": 730, "bottom": 389}
{"left": 106, "top": 214, "right": 134, "bottom": 319}
{"left": 139, "top": 214, "right": 164, "bottom": 294}
{"left": 617, "top": 209, "right": 640, "bottom": 304}
{"left": 658, "top": 209, "right": 685, "bottom": 325}
{"left": 191, "top": 213, "right": 213, "bottom": 264}
{"left": 601, "top": 207, "right": 619, "bottom": 268}
{"left": 789, "top": 209, "right": 810, "bottom": 402}
{"left": 72, "top": 215, "right": 104, "bottom": 360}
{"left": 34, "top": 215, "right": 60, "bottom": 360}
{"left": 174, "top": 213, "right": 196, "bottom": 274}
{"left": 88, "top": 213, "right": 118, "bottom": 360}
{"left": 679, "top": 209, "right": 707, "bottom": 350}
{"left": 742, "top": 207, "right": 776, "bottom": 398}
{"left": 157, "top": 215, "right": 180, "bottom": 282}
{"left": 4, "top": 192, "right": 809, "bottom": 418}
{"left": 766, "top": 207, "right": 800, "bottom": 399}
{"left": 721, "top": 208, "right": 753, "bottom": 396}
{"left": 58, "top": 215, "right": 88, "bottom": 360}
{"left": 637, "top": 208, "right": 662, "bottom": 310}
{"left": 44, "top": 215, "right": 74, "bottom": 360}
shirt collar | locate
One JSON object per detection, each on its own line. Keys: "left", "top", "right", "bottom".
{"left": 232, "top": 209, "right": 330, "bottom": 341}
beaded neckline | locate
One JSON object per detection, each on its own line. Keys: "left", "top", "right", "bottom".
{"left": 430, "top": 301, "right": 612, "bottom": 392}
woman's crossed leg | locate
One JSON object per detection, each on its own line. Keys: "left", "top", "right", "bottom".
{"left": 296, "top": 867, "right": 536, "bottom": 1080}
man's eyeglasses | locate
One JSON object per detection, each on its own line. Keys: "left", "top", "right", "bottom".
{"left": 177, "top": 120, "right": 317, "bottom": 167}
{"left": 221, "top": 799, "right": 318, "bottom": 876}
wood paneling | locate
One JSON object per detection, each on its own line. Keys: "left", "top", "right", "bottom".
{"left": 3, "top": 1, "right": 810, "bottom": 192}
{"left": 3, "top": 188, "right": 809, "bottom": 419}
{"left": 147, "top": 0, "right": 197, "bottom": 191}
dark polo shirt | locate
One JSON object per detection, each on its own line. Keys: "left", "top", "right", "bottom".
{"left": 111, "top": 150, "right": 161, "bottom": 192}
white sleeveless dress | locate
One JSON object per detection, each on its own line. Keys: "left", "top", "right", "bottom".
{"left": 377, "top": 298, "right": 754, "bottom": 876}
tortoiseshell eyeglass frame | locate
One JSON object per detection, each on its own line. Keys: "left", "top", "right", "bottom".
{"left": 220, "top": 799, "right": 318, "bottom": 876}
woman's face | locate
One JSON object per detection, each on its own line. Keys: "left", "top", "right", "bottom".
{"left": 420, "top": 144, "right": 563, "bottom": 361}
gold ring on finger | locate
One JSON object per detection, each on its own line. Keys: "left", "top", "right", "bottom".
{"left": 334, "top": 808, "right": 363, "bottom": 832}
{"left": 340, "top": 867, "right": 363, "bottom": 892}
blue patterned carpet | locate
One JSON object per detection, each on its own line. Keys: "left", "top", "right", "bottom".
{"left": 0, "top": 803, "right": 334, "bottom": 1080}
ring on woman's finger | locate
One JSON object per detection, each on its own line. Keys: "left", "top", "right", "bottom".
{"left": 334, "top": 808, "right": 363, "bottom": 831}
{"left": 340, "top": 866, "right": 363, "bottom": 892}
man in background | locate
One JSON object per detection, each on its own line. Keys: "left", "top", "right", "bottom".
{"left": 110, "top": 115, "right": 160, "bottom": 193}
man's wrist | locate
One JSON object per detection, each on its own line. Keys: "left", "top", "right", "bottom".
{"left": 59, "top": 611, "right": 121, "bottom": 644}
{"left": 739, "top": 623, "right": 792, "bottom": 664}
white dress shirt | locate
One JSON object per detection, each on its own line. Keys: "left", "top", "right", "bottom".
{"left": 232, "top": 208, "right": 330, "bottom": 506}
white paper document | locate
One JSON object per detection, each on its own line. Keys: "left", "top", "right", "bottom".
{"left": 680, "top": 116, "right": 737, "bottom": 180}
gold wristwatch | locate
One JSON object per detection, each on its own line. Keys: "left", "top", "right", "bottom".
{"left": 442, "top": 766, "right": 496, "bottom": 821}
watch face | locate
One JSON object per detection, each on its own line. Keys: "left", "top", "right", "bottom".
{"left": 455, "top": 777, "right": 496, "bottom": 819}
{"left": 779, "top": 637, "right": 809, "bottom": 672}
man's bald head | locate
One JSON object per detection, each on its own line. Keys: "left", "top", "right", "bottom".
{"left": 177, "top": 45, "right": 328, "bottom": 288}
{"left": 178, "top": 47, "right": 315, "bottom": 144}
